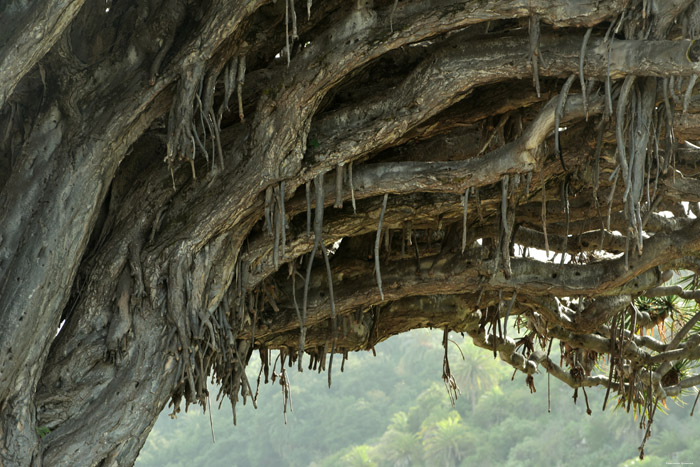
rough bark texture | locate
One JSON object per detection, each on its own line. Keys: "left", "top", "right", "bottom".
{"left": 2, "top": 0, "right": 700, "bottom": 465}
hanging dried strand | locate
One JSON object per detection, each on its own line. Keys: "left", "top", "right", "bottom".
{"left": 579, "top": 28, "right": 592, "bottom": 119}
{"left": 334, "top": 164, "right": 343, "bottom": 209}
{"left": 638, "top": 397, "right": 659, "bottom": 460}
{"left": 461, "top": 187, "right": 469, "bottom": 254}
{"left": 306, "top": 0, "right": 312, "bottom": 19}
{"left": 554, "top": 74, "right": 576, "bottom": 172}
{"left": 375, "top": 194, "right": 389, "bottom": 301}
{"left": 529, "top": 14, "right": 542, "bottom": 97}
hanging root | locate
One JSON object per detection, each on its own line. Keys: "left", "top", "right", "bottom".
{"left": 264, "top": 187, "right": 274, "bottom": 237}
{"left": 166, "top": 61, "right": 207, "bottom": 178}
{"left": 291, "top": 0, "right": 298, "bottom": 41}
{"left": 499, "top": 176, "right": 513, "bottom": 278}
{"left": 305, "top": 181, "right": 312, "bottom": 235}
{"left": 375, "top": 194, "right": 389, "bottom": 301}
{"left": 334, "top": 164, "right": 343, "bottom": 209}
{"left": 306, "top": 0, "right": 312, "bottom": 19}
{"left": 301, "top": 174, "right": 326, "bottom": 365}
{"left": 580, "top": 28, "right": 592, "bottom": 119}
{"left": 236, "top": 55, "right": 246, "bottom": 122}
{"left": 616, "top": 75, "right": 636, "bottom": 202}
{"left": 554, "top": 74, "right": 577, "bottom": 172}
{"left": 320, "top": 243, "right": 337, "bottom": 388}
{"left": 529, "top": 14, "right": 542, "bottom": 97}
{"left": 285, "top": 0, "right": 291, "bottom": 65}
{"left": 390, "top": 0, "right": 399, "bottom": 32}
{"left": 560, "top": 177, "right": 570, "bottom": 266}
{"left": 273, "top": 190, "right": 281, "bottom": 270}
{"left": 277, "top": 180, "right": 287, "bottom": 256}
{"left": 541, "top": 164, "right": 550, "bottom": 256}
{"left": 503, "top": 290, "right": 517, "bottom": 338}
{"left": 349, "top": 162, "right": 357, "bottom": 214}
{"left": 442, "top": 329, "right": 460, "bottom": 406}
{"left": 683, "top": 74, "right": 698, "bottom": 117}
{"left": 291, "top": 263, "right": 304, "bottom": 372}
{"left": 461, "top": 187, "right": 469, "bottom": 254}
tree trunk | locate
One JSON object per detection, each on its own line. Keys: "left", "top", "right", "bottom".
{"left": 2, "top": 0, "right": 700, "bottom": 465}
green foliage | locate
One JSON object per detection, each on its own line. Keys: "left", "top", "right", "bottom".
{"left": 36, "top": 426, "right": 50, "bottom": 439}
{"left": 137, "top": 330, "right": 700, "bottom": 467}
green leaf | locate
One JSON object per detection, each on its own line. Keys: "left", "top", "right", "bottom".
{"left": 36, "top": 426, "right": 51, "bottom": 439}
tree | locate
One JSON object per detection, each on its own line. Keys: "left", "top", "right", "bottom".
{"left": 2, "top": 0, "right": 700, "bottom": 465}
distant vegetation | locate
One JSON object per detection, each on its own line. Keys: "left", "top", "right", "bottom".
{"left": 137, "top": 330, "right": 700, "bottom": 467}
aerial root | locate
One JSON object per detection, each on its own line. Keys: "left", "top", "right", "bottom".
{"left": 529, "top": 14, "right": 542, "bottom": 97}
{"left": 616, "top": 75, "right": 635, "bottom": 202}
{"left": 554, "top": 74, "right": 576, "bottom": 172}
{"left": 499, "top": 175, "right": 513, "bottom": 278}
{"left": 540, "top": 163, "right": 549, "bottom": 256}
{"left": 334, "top": 164, "right": 343, "bottom": 209}
{"left": 278, "top": 181, "right": 286, "bottom": 256}
{"left": 442, "top": 328, "right": 460, "bottom": 406}
{"left": 560, "top": 177, "right": 570, "bottom": 266}
{"left": 302, "top": 174, "right": 325, "bottom": 364}
{"left": 320, "top": 242, "right": 337, "bottom": 388}
{"left": 579, "top": 28, "right": 592, "bottom": 119}
{"left": 166, "top": 61, "right": 206, "bottom": 178}
{"left": 349, "top": 162, "right": 357, "bottom": 214}
{"left": 683, "top": 74, "right": 698, "bottom": 118}
{"left": 285, "top": 0, "right": 291, "bottom": 65}
{"left": 236, "top": 54, "right": 246, "bottom": 122}
{"left": 503, "top": 290, "right": 517, "bottom": 339}
{"left": 375, "top": 194, "right": 389, "bottom": 301}
{"left": 305, "top": 181, "right": 312, "bottom": 235}
{"left": 461, "top": 187, "right": 469, "bottom": 254}
{"left": 264, "top": 186, "right": 274, "bottom": 237}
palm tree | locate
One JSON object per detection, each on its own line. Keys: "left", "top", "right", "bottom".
{"left": 376, "top": 430, "right": 423, "bottom": 467}
{"left": 341, "top": 445, "right": 377, "bottom": 467}
{"left": 451, "top": 340, "right": 504, "bottom": 410}
{"left": 422, "top": 412, "right": 474, "bottom": 467}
